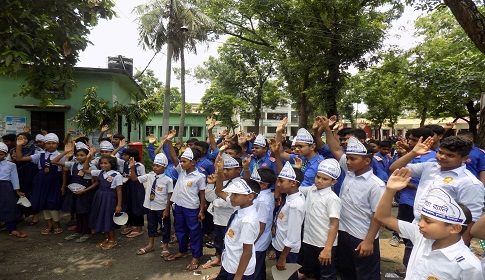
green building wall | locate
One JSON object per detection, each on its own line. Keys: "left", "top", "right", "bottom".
{"left": 145, "top": 113, "right": 208, "bottom": 142}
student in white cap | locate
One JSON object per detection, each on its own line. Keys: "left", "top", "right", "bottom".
{"left": 322, "top": 127, "right": 385, "bottom": 279}
{"left": 298, "top": 159, "right": 342, "bottom": 280}
{"left": 90, "top": 140, "right": 124, "bottom": 173}
{"left": 376, "top": 168, "right": 483, "bottom": 280}
{"left": 34, "top": 134, "right": 45, "bottom": 154}
{"left": 15, "top": 133, "right": 66, "bottom": 235}
{"left": 243, "top": 134, "right": 277, "bottom": 188}
{"left": 272, "top": 161, "right": 306, "bottom": 280}
{"left": 164, "top": 130, "right": 206, "bottom": 271}
{"left": 128, "top": 153, "right": 173, "bottom": 256}
{"left": 0, "top": 142, "right": 28, "bottom": 238}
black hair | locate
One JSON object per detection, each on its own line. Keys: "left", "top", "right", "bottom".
{"left": 2, "top": 134, "right": 16, "bottom": 142}
{"left": 245, "top": 178, "right": 261, "bottom": 197}
{"left": 440, "top": 136, "right": 472, "bottom": 157}
{"left": 258, "top": 168, "right": 277, "bottom": 185}
{"left": 240, "top": 140, "right": 249, "bottom": 150}
{"left": 348, "top": 129, "right": 366, "bottom": 140}
{"left": 424, "top": 124, "right": 445, "bottom": 136}
{"left": 190, "top": 148, "right": 202, "bottom": 162}
{"left": 75, "top": 137, "right": 89, "bottom": 144}
{"left": 337, "top": 128, "right": 353, "bottom": 137}
{"left": 123, "top": 147, "right": 141, "bottom": 162}
{"left": 17, "top": 132, "right": 33, "bottom": 142}
{"left": 409, "top": 127, "right": 434, "bottom": 140}
{"left": 100, "top": 155, "right": 117, "bottom": 171}
{"left": 173, "top": 146, "right": 180, "bottom": 156}
{"left": 194, "top": 141, "right": 209, "bottom": 153}
{"left": 379, "top": 140, "right": 392, "bottom": 148}
{"left": 226, "top": 144, "right": 242, "bottom": 155}
{"left": 456, "top": 130, "right": 474, "bottom": 141}
{"left": 99, "top": 137, "right": 111, "bottom": 143}
{"left": 455, "top": 202, "right": 472, "bottom": 235}
{"left": 75, "top": 148, "right": 89, "bottom": 156}
{"left": 294, "top": 168, "right": 305, "bottom": 187}
{"left": 187, "top": 138, "right": 198, "bottom": 144}
{"left": 112, "top": 134, "right": 125, "bottom": 140}
{"left": 283, "top": 140, "right": 292, "bottom": 150}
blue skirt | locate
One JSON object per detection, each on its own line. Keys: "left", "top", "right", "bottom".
{"left": 122, "top": 180, "right": 145, "bottom": 217}
{"left": 31, "top": 170, "right": 63, "bottom": 212}
{"left": 62, "top": 179, "right": 96, "bottom": 214}
{"left": 89, "top": 188, "right": 118, "bottom": 232}
{"left": 0, "top": 181, "right": 18, "bottom": 222}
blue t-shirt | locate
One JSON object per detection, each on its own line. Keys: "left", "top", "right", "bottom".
{"left": 399, "top": 151, "right": 436, "bottom": 206}
{"left": 465, "top": 145, "right": 485, "bottom": 179}
{"left": 289, "top": 153, "right": 325, "bottom": 188}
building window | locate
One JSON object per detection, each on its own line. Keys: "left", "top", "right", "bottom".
{"left": 146, "top": 126, "right": 155, "bottom": 136}
{"left": 190, "top": 126, "right": 203, "bottom": 137}
{"left": 246, "top": 126, "right": 257, "bottom": 133}
{"left": 267, "top": 113, "right": 288, "bottom": 120}
{"left": 291, "top": 111, "right": 299, "bottom": 123}
{"left": 159, "top": 126, "right": 180, "bottom": 137}
{"left": 267, "top": 127, "right": 277, "bottom": 134}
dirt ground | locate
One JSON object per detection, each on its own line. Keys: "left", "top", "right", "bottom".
{"left": 0, "top": 208, "right": 483, "bottom": 280}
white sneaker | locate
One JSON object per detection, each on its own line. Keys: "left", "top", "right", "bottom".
{"left": 389, "top": 235, "right": 401, "bottom": 247}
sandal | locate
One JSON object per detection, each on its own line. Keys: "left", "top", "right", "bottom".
{"left": 121, "top": 226, "right": 133, "bottom": 235}
{"left": 268, "top": 250, "right": 276, "bottom": 260}
{"left": 9, "top": 231, "right": 28, "bottom": 238}
{"left": 76, "top": 234, "right": 93, "bottom": 243}
{"left": 160, "top": 250, "right": 170, "bottom": 258}
{"left": 41, "top": 228, "right": 53, "bottom": 235}
{"left": 164, "top": 253, "right": 188, "bottom": 261}
{"left": 101, "top": 241, "right": 117, "bottom": 250}
{"left": 53, "top": 228, "right": 63, "bottom": 235}
{"left": 68, "top": 225, "right": 77, "bottom": 231}
{"left": 202, "top": 260, "right": 221, "bottom": 269}
{"left": 186, "top": 261, "right": 199, "bottom": 271}
{"left": 207, "top": 273, "right": 219, "bottom": 280}
{"left": 65, "top": 233, "right": 82, "bottom": 240}
{"left": 136, "top": 247, "right": 155, "bottom": 255}
{"left": 169, "top": 234, "right": 177, "bottom": 244}
{"left": 66, "top": 219, "right": 77, "bottom": 226}
{"left": 127, "top": 230, "right": 144, "bottom": 238}
{"left": 96, "top": 239, "right": 109, "bottom": 248}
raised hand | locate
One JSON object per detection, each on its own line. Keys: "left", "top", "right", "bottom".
{"left": 238, "top": 131, "right": 247, "bottom": 145}
{"left": 328, "top": 115, "right": 338, "bottom": 128}
{"left": 208, "top": 119, "right": 216, "bottom": 131}
{"left": 148, "top": 134, "right": 156, "bottom": 144}
{"left": 387, "top": 168, "right": 412, "bottom": 191}
{"left": 101, "top": 125, "right": 109, "bottom": 132}
{"left": 129, "top": 157, "right": 135, "bottom": 168}
{"left": 358, "top": 120, "right": 368, "bottom": 130}
{"left": 411, "top": 136, "right": 433, "bottom": 155}
{"left": 16, "top": 137, "right": 27, "bottom": 146}
{"left": 64, "top": 142, "right": 74, "bottom": 153}
{"left": 67, "top": 128, "right": 75, "bottom": 135}
{"left": 106, "top": 131, "right": 113, "bottom": 138}
{"left": 22, "top": 126, "right": 31, "bottom": 133}
{"left": 293, "top": 156, "right": 303, "bottom": 169}
{"left": 269, "top": 138, "right": 281, "bottom": 154}
{"left": 207, "top": 174, "right": 216, "bottom": 184}
{"left": 166, "top": 129, "right": 177, "bottom": 140}
{"left": 242, "top": 157, "right": 251, "bottom": 170}
{"left": 119, "top": 138, "right": 126, "bottom": 147}
{"left": 221, "top": 129, "right": 228, "bottom": 138}
{"left": 276, "top": 117, "right": 288, "bottom": 134}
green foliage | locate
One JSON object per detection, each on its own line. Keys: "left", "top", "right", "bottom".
{"left": 73, "top": 87, "right": 116, "bottom": 134}
{"left": 0, "top": 0, "right": 116, "bottom": 106}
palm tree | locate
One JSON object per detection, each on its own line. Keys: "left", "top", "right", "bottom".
{"left": 134, "top": 0, "right": 215, "bottom": 142}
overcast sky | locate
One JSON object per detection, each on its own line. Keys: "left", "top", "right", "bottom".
{"left": 77, "top": 2, "right": 423, "bottom": 104}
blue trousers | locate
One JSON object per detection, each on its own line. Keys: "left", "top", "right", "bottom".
{"left": 336, "top": 231, "right": 380, "bottom": 280}
{"left": 174, "top": 204, "right": 202, "bottom": 258}
{"left": 214, "top": 224, "right": 226, "bottom": 256}
{"left": 146, "top": 209, "right": 171, "bottom": 243}
{"left": 275, "top": 250, "right": 299, "bottom": 280}
{"left": 254, "top": 250, "right": 267, "bottom": 280}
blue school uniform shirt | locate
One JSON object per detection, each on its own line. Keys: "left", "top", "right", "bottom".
{"left": 399, "top": 151, "right": 436, "bottom": 207}
{"left": 147, "top": 143, "right": 179, "bottom": 183}
{"left": 0, "top": 159, "right": 20, "bottom": 189}
{"left": 374, "top": 152, "right": 393, "bottom": 176}
{"left": 465, "top": 145, "right": 485, "bottom": 179}
{"left": 196, "top": 155, "right": 214, "bottom": 177}
{"left": 289, "top": 153, "right": 325, "bottom": 187}
{"left": 317, "top": 144, "right": 334, "bottom": 159}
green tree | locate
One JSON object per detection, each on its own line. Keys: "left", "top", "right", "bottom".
{"left": 0, "top": 0, "right": 115, "bottom": 105}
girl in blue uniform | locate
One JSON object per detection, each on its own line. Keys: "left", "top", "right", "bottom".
{"left": 83, "top": 150, "right": 123, "bottom": 250}
{"left": 52, "top": 142, "right": 98, "bottom": 242}
{"left": 0, "top": 142, "right": 27, "bottom": 238}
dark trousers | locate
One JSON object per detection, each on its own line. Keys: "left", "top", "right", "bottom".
{"left": 254, "top": 250, "right": 267, "bottom": 280}
{"left": 128, "top": 215, "right": 144, "bottom": 227}
{"left": 394, "top": 204, "right": 414, "bottom": 266}
{"left": 336, "top": 231, "right": 380, "bottom": 280}
{"left": 146, "top": 209, "right": 171, "bottom": 242}
{"left": 214, "top": 224, "right": 226, "bottom": 256}
{"left": 174, "top": 204, "right": 202, "bottom": 258}
{"left": 216, "top": 266, "right": 255, "bottom": 280}
{"left": 275, "top": 250, "right": 299, "bottom": 280}
{"left": 298, "top": 243, "right": 337, "bottom": 280}
{"left": 76, "top": 213, "right": 91, "bottom": 234}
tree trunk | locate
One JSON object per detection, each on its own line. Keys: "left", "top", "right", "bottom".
{"left": 178, "top": 47, "right": 186, "bottom": 143}
{"left": 444, "top": 0, "right": 485, "bottom": 54}
{"left": 419, "top": 106, "right": 427, "bottom": 127}
{"left": 465, "top": 100, "right": 479, "bottom": 141}
{"left": 254, "top": 87, "right": 262, "bottom": 134}
{"left": 162, "top": 42, "right": 174, "bottom": 138}
{"left": 477, "top": 107, "right": 485, "bottom": 149}
{"left": 298, "top": 71, "right": 311, "bottom": 129}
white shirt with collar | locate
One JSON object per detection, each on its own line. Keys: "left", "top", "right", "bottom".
{"left": 171, "top": 165, "right": 206, "bottom": 209}
{"left": 91, "top": 170, "right": 122, "bottom": 188}
{"left": 408, "top": 162, "right": 485, "bottom": 223}
{"left": 398, "top": 220, "right": 483, "bottom": 280}
{"left": 222, "top": 204, "right": 259, "bottom": 275}
{"left": 0, "top": 159, "right": 20, "bottom": 189}
{"left": 272, "top": 191, "right": 306, "bottom": 253}
{"left": 205, "top": 178, "right": 239, "bottom": 226}
{"left": 90, "top": 156, "right": 125, "bottom": 173}
{"left": 254, "top": 188, "right": 275, "bottom": 252}
{"left": 338, "top": 154, "right": 385, "bottom": 240}
{"left": 31, "top": 151, "right": 64, "bottom": 172}
{"left": 65, "top": 161, "right": 95, "bottom": 180}
{"left": 300, "top": 185, "right": 341, "bottom": 247}
{"left": 137, "top": 171, "right": 173, "bottom": 211}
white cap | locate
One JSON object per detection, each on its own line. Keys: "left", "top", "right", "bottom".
{"left": 317, "top": 159, "right": 341, "bottom": 179}
{"left": 291, "top": 137, "right": 297, "bottom": 147}
{"left": 35, "top": 134, "right": 45, "bottom": 142}
{"left": 99, "top": 141, "right": 114, "bottom": 151}
{"left": 224, "top": 179, "right": 256, "bottom": 194}
{"left": 250, "top": 167, "right": 262, "bottom": 182}
{"left": 254, "top": 134, "right": 267, "bottom": 147}
{"left": 153, "top": 153, "right": 168, "bottom": 167}
{"left": 421, "top": 188, "right": 467, "bottom": 225}
{"left": 181, "top": 147, "right": 194, "bottom": 161}
{"left": 44, "top": 133, "right": 59, "bottom": 143}
{"left": 222, "top": 154, "right": 240, "bottom": 168}
{"left": 278, "top": 161, "right": 298, "bottom": 182}
{"left": 0, "top": 142, "right": 8, "bottom": 153}
{"left": 113, "top": 212, "right": 129, "bottom": 225}
{"left": 75, "top": 142, "right": 89, "bottom": 151}
{"left": 295, "top": 128, "right": 313, "bottom": 144}
{"left": 346, "top": 137, "right": 368, "bottom": 155}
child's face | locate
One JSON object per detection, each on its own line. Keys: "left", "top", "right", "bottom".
{"left": 339, "top": 134, "right": 352, "bottom": 150}
{"left": 100, "top": 150, "right": 112, "bottom": 156}
{"left": 276, "top": 177, "right": 296, "bottom": 194}
{"left": 258, "top": 182, "right": 269, "bottom": 190}
{"left": 252, "top": 145, "right": 267, "bottom": 158}
{"left": 75, "top": 151, "right": 88, "bottom": 164}
{"left": 36, "top": 141, "right": 45, "bottom": 148}
{"left": 379, "top": 146, "right": 391, "bottom": 156}
{"left": 112, "top": 138, "right": 121, "bottom": 145}
{"left": 418, "top": 215, "right": 457, "bottom": 240}
{"left": 152, "top": 164, "right": 166, "bottom": 175}
{"left": 0, "top": 151, "right": 7, "bottom": 161}
{"left": 224, "top": 167, "right": 242, "bottom": 180}
{"left": 179, "top": 157, "right": 195, "bottom": 171}
{"left": 314, "top": 172, "right": 336, "bottom": 190}
{"left": 369, "top": 143, "right": 379, "bottom": 153}
{"left": 225, "top": 149, "right": 239, "bottom": 158}
{"left": 3, "top": 140, "right": 14, "bottom": 149}
{"left": 44, "top": 141, "right": 58, "bottom": 152}
{"left": 294, "top": 142, "right": 314, "bottom": 157}
{"left": 284, "top": 146, "right": 293, "bottom": 154}
{"left": 187, "top": 142, "right": 195, "bottom": 149}
{"left": 229, "top": 193, "right": 252, "bottom": 207}
{"left": 436, "top": 147, "right": 467, "bottom": 171}
{"left": 99, "top": 158, "right": 112, "bottom": 171}
{"left": 345, "top": 154, "right": 370, "bottom": 173}
{"left": 122, "top": 153, "right": 130, "bottom": 161}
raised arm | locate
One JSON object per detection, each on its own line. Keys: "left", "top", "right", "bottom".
{"left": 319, "top": 116, "right": 343, "bottom": 161}
{"left": 275, "top": 117, "right": 291, "bottom": 161}
{"left": 111, "top": 139, "right": 126, "bottom": 156}
{"left": 207, "top": 119, "right": 218, "bottom": 151}
{"left": 51, "top": 142, "right": 73, "bottom": 166}
{"left": 164, "top": 130, "right": 179, "bottom": 167}
{"left": 98, "top": 124, "right": 109, "bottom": 142}
{"left": 214, "top": 153, "right": 228, "bottom": 200}
{"left": 82, "top": 145, "right": 97, "bottom": 174}
{"left": 15, "top": 137, "right": 32, "bottom": 162}
{"left": 389, "top": 137, "right": 433, "bottom": 171}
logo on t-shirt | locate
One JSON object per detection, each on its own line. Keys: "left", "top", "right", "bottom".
{"left": 186, "top": 181, "right": 193, "bottom": 187}
{"left": 107, "top": 176, "right": 113, "bottom": 182}
{"left": 442, "top": 176, "right": 453, "bottom": 183}
{"left": 426, "top": 276, "right": 440, "bottom": 280}
{"left": 278, "top": 211, "right": 284, "bottom": 220}
{"left": 227, "top": 228, "right": 235, "bottom": 238}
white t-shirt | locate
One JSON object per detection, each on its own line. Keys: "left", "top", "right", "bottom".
{"left": 137, "top": 172, "right": 173, "bottom": 211}
{"left": 254, "top": 189, "right": 275, "bottom": 252}
{"left": 398, "top": 220, "right": 483, "bottom": 280}
{"left": 272, "top": 192, "right": 306, "bottom": 253}
{"left": 221, "top": 204, "right": 259, "bottom": 275}
{"left": 91, "top": 170, "right": 122, "bottom": 188}
{"left": 205, "top": 179, "right": 239, "bottom": 226}
{"left": 170, "top": 165, "right": 206, "bottom": 209}
{"left": 300, "top": 185, "right": 341, "bottom": 247}
{"left": 65, "top": 161, "right": 95, "bottom": 180}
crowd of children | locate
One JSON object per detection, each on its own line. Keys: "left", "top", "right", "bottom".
{"left": 1, "top": 117, "right": 485, "bottom": 280}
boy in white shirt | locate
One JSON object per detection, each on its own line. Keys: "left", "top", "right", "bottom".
{"left": 376, "top": 168, "right": 483, "bottom": 280}
{"left": 298, "top": 159, "right": 341, "bottom": 280}
{"left": 128, "top": 154, "right": 173, "bottom": 256}
{"left": 272, "top": 162, "right": 306, "bottom": 280}
{"left": 213, "top": 154, "right": 261, "bottom": 279}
